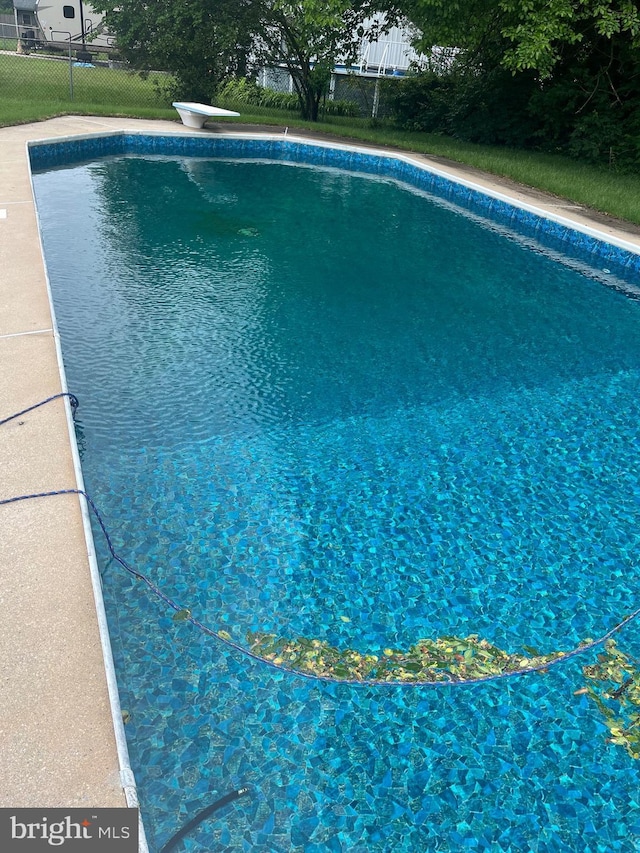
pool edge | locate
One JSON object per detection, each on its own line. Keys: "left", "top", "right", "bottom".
{"left": 25, "top": 142, "right": 148, "bottom": 849}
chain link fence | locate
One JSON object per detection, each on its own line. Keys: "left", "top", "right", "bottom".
{"left": 1, "top": 10, "right": 402, "bottom": 120}
{"left": 332, "top": 72, "right": 397, "bottom": 119}
{"left": 0, "top": 16, "right": 171, "bottom": 111}
{"left": 259, "top": 64, "right": 400, "bottom": 119}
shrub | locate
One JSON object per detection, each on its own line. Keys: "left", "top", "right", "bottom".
{"left": 386, "top": 68, "right": 538, "bottom": 148}
{"left": 321, "top": 98, "right": 359, "bottom": 117}
{"left": 527, "top": 48, "right": 640, "bottom": 170}
{"left": 216, "top": 77, "right": 296, "bottom": 110}
{"left": 387, "top": 61, "right": 640, "bottom": 170}
{"left": 216, "top": 76, "right": 360, "bottom": 118}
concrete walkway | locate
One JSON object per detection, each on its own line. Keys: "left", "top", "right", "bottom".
{"left": 0, "top": 114, "right": 638, "bottom": 814}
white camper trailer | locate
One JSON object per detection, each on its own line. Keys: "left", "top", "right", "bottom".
{"left": 13, "top": 0, "right": 113, "bottom": 54}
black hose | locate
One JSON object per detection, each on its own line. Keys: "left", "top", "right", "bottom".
{"left": 159, "top": 787, "right": 250, "bottom": 853}
{"left": 0, "top": 391, "right": 78, "bottom": 426}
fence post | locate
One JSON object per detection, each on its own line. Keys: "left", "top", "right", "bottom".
{"left": 50, "top": 30, "right": 74, "bottom": 100}
{"left": 372, "top": 77, "right": 380, "bottom": 119}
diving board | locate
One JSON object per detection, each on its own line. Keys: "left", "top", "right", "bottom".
{"left": 172, "top": 102, "right": 241, "bottom": 129}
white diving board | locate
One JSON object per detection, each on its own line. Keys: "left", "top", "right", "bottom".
{"left": 172, "top": 102, "right": 241, "bottom": 129}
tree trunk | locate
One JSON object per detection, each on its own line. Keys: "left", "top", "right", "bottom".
{"left": 292, "top": 72, "right": 323, "bottom": 121}
{"left": 305, "top": 89, "right": 320, "bottom": 121}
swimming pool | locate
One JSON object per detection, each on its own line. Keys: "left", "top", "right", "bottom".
{"left": 32, "top": 135, "right": 640, "bottom": 852}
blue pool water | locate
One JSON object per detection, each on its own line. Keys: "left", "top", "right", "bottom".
{"left": 33, "top": 150, "right": 640, "bottom": 852}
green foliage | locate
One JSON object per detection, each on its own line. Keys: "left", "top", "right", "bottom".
{"left": 567, "top": 112, "right": 621, "bottom": 163}
{"left": 397, "top": 0, "right": 640, "bottom": 169}
{"left": 385, "top": 67, "right": 539, "bottom": 148}
{"left": 323, "top": 98, "right": 359, "bottom": 117}
{"left": 498, "top": 0, "right": 640, "bottom": 77}
{"left": 384, "top": 72, "right": 450, "bottom": 132}
{"left": 525, "top": 29, "right": 640, "bottom": 169}
{"left": 254, "top": 0, "right": 396, "bottom": 120}
{"left": 217, "top": 77, "right": 299, "bottom": 111}
{"left": 404, "top": 0, "right": 640, "bottom": 75}
{"left": 583, "top": 640, "right": 640, "bottom": 759}
{"left": 90, "top": 0, "right": 392, "bottom": 120}
{"left": 257, "top": 88, "right": 300, "bottom": 111}
{"left": 246, "top": 628, "right": 640, "bottom": 760}
{"left": 90, "top": 0, "right": 260, "bottom": 102}
{"left": 216, "top": 76, "right": 359, "bottom": 117}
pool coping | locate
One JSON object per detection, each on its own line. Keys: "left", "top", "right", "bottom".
{"left": 1, "top": 115, "right": 639, "bottom": 849}
{"left": 27, "top": 146, "right": 145, "bottom": 843}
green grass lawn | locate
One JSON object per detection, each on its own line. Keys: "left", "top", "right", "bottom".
{"left": 1, "top": 50, "right": 639, "bottom": 226}
{"left": 0, "top": 51, "right": 171, "bottom": 111}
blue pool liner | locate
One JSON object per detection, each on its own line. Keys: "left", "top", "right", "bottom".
{"left": 28, "top": 132, "right": 640, "bottom": 285}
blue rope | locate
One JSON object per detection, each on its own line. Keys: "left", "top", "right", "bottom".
{"left": 0, "top": 392, "right": 78, "bottom": 427}
{"left": 2, "top": 395, "right": 639, "bottom": 687}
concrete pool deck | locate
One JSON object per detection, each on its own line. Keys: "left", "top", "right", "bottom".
{"left": 1, "top": 114, "right": 639, "bottom": 816}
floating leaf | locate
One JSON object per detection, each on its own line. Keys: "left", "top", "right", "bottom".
{"left": 172, "top": 608, "right": 191, "bottom": 622}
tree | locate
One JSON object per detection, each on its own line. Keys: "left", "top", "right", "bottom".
{"left": 498, "top": 0, "right": 640, "bottom": 77}
{"left": 496, "top": 0, "right": 640, "bottom": 166}
{"left": 92, "top": 0, "right": 398, "bottom": 121}
{"left": 401, "top": 0, "right": 640, "bottom": 77}
{"left": 90, "top": 0, "right": 262, "bottom": 103}
{"left": 393, "top": 0, "right": 640, "bottom": 166}
{"left": 253, "top": 1, "right": 395, "bottom": 120}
